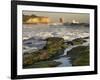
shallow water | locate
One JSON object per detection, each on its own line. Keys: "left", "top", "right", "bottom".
{"left": 54, "top": 39, "right": 89, "bottom": 67}
{"left": 54, "top": 57, "right": 72, "bottom": 67}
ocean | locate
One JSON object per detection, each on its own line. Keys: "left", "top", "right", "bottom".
{"left": 23, "top": 24, "right": 89, "bottom": 40}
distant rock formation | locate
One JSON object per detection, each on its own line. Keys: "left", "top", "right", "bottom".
{"left": 63, "top": 22, "right": 89, "bottom": 27}
{"left": 23, "top": 14, "right": 50, "bottom": 24}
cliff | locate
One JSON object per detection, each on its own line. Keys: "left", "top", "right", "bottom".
{"left": 23, "top": 15, "right": 50, "bottom": 24}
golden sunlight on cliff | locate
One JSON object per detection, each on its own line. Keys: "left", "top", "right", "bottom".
{"left": 26, "top": 17, "right": 50, "bottom": 24}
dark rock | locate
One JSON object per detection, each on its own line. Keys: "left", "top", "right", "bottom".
{"left": 67, "top": 46, "right": 89, "bottom": 66}
{"left": 23, "top": 61, "right": 61, "bottom": 68}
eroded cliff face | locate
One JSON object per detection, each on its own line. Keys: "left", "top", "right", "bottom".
{"left": 23, "top": 15, "right": 50, "bottom": 24}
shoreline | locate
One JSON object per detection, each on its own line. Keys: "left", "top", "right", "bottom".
{"left": 23, "top": 36, "right": 89, "bottom": 68}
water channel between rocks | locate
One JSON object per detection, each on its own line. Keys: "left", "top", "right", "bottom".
{"left": 54, "top": 39, "right": 89, "bottom": 67}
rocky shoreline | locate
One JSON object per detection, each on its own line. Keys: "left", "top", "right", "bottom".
{"left": 23, "top": 37, "right": 65, "bottom": 68}
{"left": 23, "top": 37, "right": 89, "bottom": 68}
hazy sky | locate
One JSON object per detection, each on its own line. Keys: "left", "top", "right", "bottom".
{"left": 23, "top": 11, "right": 90, "bottom": 23}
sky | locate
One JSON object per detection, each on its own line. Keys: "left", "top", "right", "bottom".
{"left": 23, "top": 11, "right": 90, "bottom": 23}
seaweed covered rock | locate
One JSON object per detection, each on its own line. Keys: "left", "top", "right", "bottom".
{"left": 23, "top": 37, "right": 65, "bottom": 68}
{"left": 67, "top": 38, "right": 86, "bottom": 45}
{"left": 67, "top": 46, "right": 89, "bottom": 66}
{"left": 24, "top": 61, "right": 61, "bottom": 68}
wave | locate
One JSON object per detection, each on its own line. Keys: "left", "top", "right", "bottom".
{"left": 23, "top": 25, "right": 89, "bottom": 41}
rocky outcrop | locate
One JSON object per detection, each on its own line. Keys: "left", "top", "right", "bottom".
{"left": 23, "top": 37, "right": 65, "bottom": 68}
{"left": 66, "top": 38, "right": 86, "bottom": 46}
{"left": 67, "top": 46, "right": 89, "bottom": 66}
{"left": 24, "top": 61, "right": 61, "bottom": 68}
